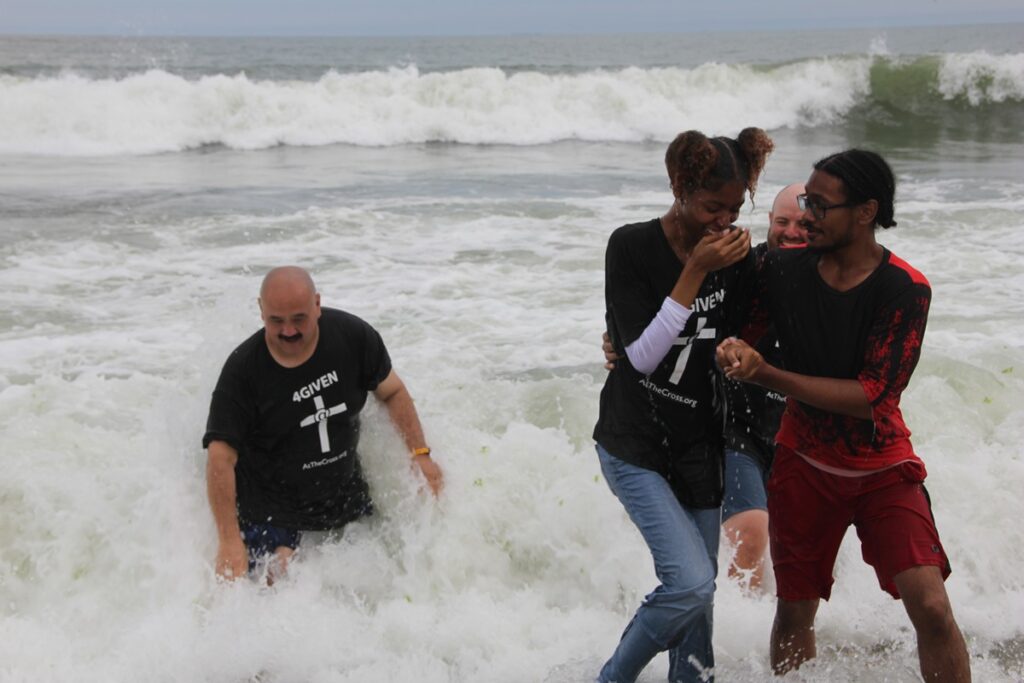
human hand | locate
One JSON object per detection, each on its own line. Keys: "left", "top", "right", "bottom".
{"left": 689, "top": 227, "right": 751, "bottom": 274}
{"left": 414, "top": 454, "right": 444, "bottom": 496}
{"left": 716, "top": 336, "right": 763, "bottom": 381}
{"left": 215, "top": 536, "right": 249, "bottom": 581}
{"left": 602, "top": 331, "right": 621, "bottom": 371}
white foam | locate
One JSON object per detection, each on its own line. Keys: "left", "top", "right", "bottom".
{"left": 938, "top": 51, "right": 1024, "bottom": 105}
{"left": 1, "top": 142, "right": 1022, "bottom": 680}
{"left": 0, "top": 58, "right": 872, "bottom": 155}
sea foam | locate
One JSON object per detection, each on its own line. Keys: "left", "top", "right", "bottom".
{"left": 3, "top": 51, "right": 1020, "bottom": 156}
{"left": 0, "top": 57, "right": 875, "bottom": 155}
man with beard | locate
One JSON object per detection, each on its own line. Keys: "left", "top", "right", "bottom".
{"left": 717, "top": 150, "right": 970, "bottom": 682}
{"left": 204, "top": 266, "right": 442, "bottom": 581}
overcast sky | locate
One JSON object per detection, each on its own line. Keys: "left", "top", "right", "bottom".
{"left": 2, "top": 0, "right": 1023, "bottom": 36}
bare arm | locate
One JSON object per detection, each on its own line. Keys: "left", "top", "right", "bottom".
{"left": 749, "top": 363, "right": 871, "bottom": 419}
{"left": 622, "top": 228, "right": 751, "bottom": 373}
{"left": 206, "top": 440, "right": 248, "bottom": 579}
{"left": 669, "top": 228, "right": 751, "bottom": 308}
{"left": 374, "top": 369, "right": 443, "bottom": 496}
{"left": 602, "top": 331, "right": 621, "bottom": 370}
{"left": 717, "top": 338, "right": 872, "bottom": 420}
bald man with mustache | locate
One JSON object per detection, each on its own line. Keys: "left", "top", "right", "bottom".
{"left": 204, "top": 266, "right": 441, "bottom": 581}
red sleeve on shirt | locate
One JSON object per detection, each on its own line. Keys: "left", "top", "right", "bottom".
{"left": 857, "top": 283, "right": 930, "bottom": 416}
{"left": 888, "top": 252, "right": 930, "bottom": 287}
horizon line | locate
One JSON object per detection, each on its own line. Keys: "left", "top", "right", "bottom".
{"left": 3, "top": 17, "right": 1023, "bottom": 40}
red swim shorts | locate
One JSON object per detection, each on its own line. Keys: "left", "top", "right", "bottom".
{"left": 767, "top": 444, "right": 951, "bottom": 601}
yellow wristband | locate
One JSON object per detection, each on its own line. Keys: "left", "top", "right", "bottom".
{"left": 411, "top": 447, "right": 431, "bottom": 458}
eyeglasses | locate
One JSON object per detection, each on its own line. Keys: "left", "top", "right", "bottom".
{"left": 796, "top": 194, "right": 859, "bottom": 221}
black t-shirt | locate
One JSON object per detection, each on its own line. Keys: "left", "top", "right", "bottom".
{"left": 722, "top": 242, "right": 786, "bottom": 470}
{"left": 743, "top": 246, "right": 930, "bottom": 469}
{"left": 593, "top": 218, "right": 754, "bottom": 507}
{"left": 203, "top": 307, "right": 392, "bottom": 530}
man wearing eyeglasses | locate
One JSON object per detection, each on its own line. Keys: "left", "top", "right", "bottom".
{"left": 717, "top": 150, "right": 971, "bottom": 682}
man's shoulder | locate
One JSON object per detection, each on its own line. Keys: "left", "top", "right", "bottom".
{"left": 861, "top": 250, "right": 931, "bottom": 318}
{"left": 763, "top": 243, "right": 813, "bottom": 278}
{"left": 209, "top": 329, "right": 267, "bottom": 403}
{"left": 882, "top": 250, "right": 931, "bottom": 291}
{"left": 319, "top": 307, "right": 380, "bottom": 338}
{"left": 223, "top": 327, "right": 267, "bottom": 368}
{"left": 318, "top": 307, "right": 390, "bottom": 360}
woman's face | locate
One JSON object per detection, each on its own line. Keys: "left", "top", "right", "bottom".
{"left": 678, "top": 180, "right": 746, "bottom": 237}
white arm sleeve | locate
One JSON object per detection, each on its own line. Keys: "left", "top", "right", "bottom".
{"left": 624, "top": 297, "right": 692, "bottom": 375}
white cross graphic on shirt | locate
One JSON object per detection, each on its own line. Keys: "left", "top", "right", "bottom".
{"left": 668, "top": 317, "right": 715, "bottom": 384}
{"left": 299, "top": 395, "right": 348, "bottom": 453}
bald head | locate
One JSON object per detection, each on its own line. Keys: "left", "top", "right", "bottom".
{"left": 258, "top": 266, "right": 321, "bottom": 367}
{"left": 772, "top": 183, "right": 804, "bottom": 216}
{"left": 260, "top": 266, "right": 316, "bottom": 301}
{"left": 767, "top": 182, "right": 808, "bottom": 250}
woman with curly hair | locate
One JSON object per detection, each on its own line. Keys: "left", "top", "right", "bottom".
{"left": 593, "top": 128, "right": 774, "bottom": 683}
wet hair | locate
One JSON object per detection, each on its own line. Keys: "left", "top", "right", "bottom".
{"left": 664, "top": 127, "right": 774, "bottom": 201}
{"left": 813, "top": 149, "right": 898, "bottom": 229}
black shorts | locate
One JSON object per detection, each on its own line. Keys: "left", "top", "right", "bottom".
{"left": 240, "top": 519, "right": 302, "bottom": 570}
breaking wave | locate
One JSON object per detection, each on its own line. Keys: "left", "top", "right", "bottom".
{"left": 0, "top": 51, "right": 1020, "bottom": 155}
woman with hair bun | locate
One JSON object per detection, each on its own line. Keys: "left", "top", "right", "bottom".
{"left": 593, "top": 127, "right": 774, "bottom": 683}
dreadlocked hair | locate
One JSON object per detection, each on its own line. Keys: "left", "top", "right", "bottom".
{"left": 664, "top": 127, "right": 774, "bottom": 202}
{"left": 814, "top": 149, "right": 898, "bottom": 229}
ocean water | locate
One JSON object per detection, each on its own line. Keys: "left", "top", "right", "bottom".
{"left": 1, "top": 25, "right": 1022, "bottom": 682}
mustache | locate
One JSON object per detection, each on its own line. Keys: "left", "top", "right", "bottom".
{"left": 278, "top": 332, "right": 303, "bottom": 342}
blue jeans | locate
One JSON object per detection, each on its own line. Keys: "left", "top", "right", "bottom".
{"left": 597, "top": 444, "right": 720, "bottom": 683}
